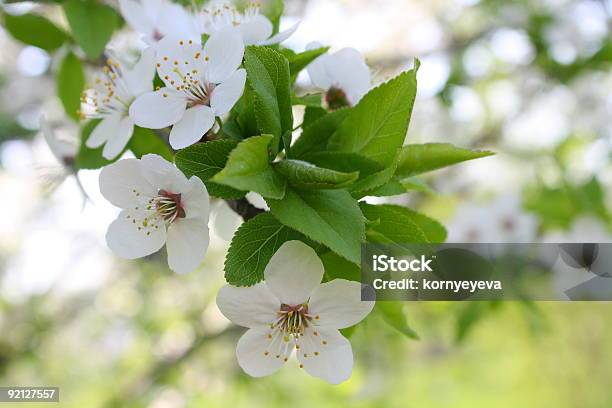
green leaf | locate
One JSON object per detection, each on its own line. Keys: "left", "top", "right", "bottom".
{"left": 574, "top": 177, "right": 609, "bottom": 221}
{"left": 57, "top": 52, "right": 85, "bottom": 121}
{"left": 455, "top": 302, "right": 487, "bottom": 343}
{"left": 274, "top": 159, "right": 359, "bottom": 189}
{"left": 291, "top": 93, "right": 322, "bottom": 107}
{"left": 225, "top": 213, "right": 306, "bottom": 286}
{"left": 304, "top": 151, "right": 383, "bottom": 176}
{"left": 278, "top": 48, "right": 296, "bottom": 59}
{"left": 320, "top": 251, "right": 360, "bottom": 282}
{"left": 289, "top": 109, "right": 350, "bottom": 159}
{"left": 0, "top": 112, "right": 35, "bottom": 143}
{"left": 281, "top": 129, "right": 292, "bottom": 155}
{"left": 75, "top": 120, "right": 114, "bottom": 169}
{"left": 267, "top": 188, "right": 365, "bottom": 264}
{"left": 365, "top": 180, "right": 404, "bottom": 197}
{"left": 304, "top": 151, "right": 401, "bottom": 197}
{"left": 174, "top": 139, "right": 245, "bottom": 199}
{"left": 361, "top": 203, "right": 447, "bottom": 244}
{"left": 367, "top": 177, "right": 434, "bottom": 197}
{"left": 376, "top": 303, "right": 419, "bottom": 339}
{"left": 213, "top": 135, "right": 286, "bottom": 199}
{"left": 128, "top": 127, "right": 173, "bottom": 161}
{"left": 524, "top": 185, "right": 576, "bottom": 229}
{"left": 226, "top": 85, "right": 259, "bottom": 139}
{"left": 287, "top": 47, "right": 329, "bottom": 83}
{"left": 302, "top": 106, "right": 327, "bottom": 128}
{"left": 2, "top": 12, "right": 68, "bottom": 51}
{"left": 328, "top": 64, "right": 419, "bottom": 166}
{"left": 261, "top": 0, "right": 284, "bottom": 34}
{"left": 524, "top": 177, "right": 610, "bottom": 229}
{"left": 395, "top": 143, "right": 494, "bottom": 178}
{"left": 243, "top": 46, "right": 293, "bottom": 154}
{"left": 349, "top": 150, "right": 401, "bottom": 197}
{"left": 63, "top": 0, "right": 121, "bottom": 59}
{"left": 221, "top": 119, "right": 244, "bottom": 140}
{"left": 340, "top": 325, "right": 357, "bottom": 339}
{"left": 400, "top": 177, "right": 434, "bottom": 194}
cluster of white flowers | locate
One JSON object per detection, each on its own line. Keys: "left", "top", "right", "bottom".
{"left": 47, "top": 1, "right": 377, "bottom": 384}
{"left": 79, "top": 1, "right": 373, "bottom": 158}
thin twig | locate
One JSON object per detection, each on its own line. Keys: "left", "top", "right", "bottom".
{"left": 225, "top": 198, "right": 266, "bottom": 221}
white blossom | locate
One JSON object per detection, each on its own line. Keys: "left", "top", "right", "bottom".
{"left": 81, "top": 48, "right": 156, "bottom": 160}
{"left": 129, "top": 28, "right": 246, "bottom": 149}
{"left": 447, "top": 194, "right": 537, "bottom": 243}
{"left": 39, "top": 116, "right": 87, "bottom": 198}
{"left": 40, "top": 116, "right": 77, "bottom": 169}
{"left": 542, "top": 216, "right": 612, "bottom": 243}
{"left": 217, "top": 241, "right": 374, "bottom": 384}
{"left": 194, "top": 2, "right": 298, "bottom": 46}
{"left": 306, "top": 42, "right": 371, "bottom": 108}
{"left": 99, "top": 154, "right": 210, "bottom": 273}
{"left": 118, "top": 0, "right": 196, "bottom": 44}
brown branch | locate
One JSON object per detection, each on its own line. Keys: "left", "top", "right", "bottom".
{"left": 225, "top": 198, "right": 266, "bottom": 221}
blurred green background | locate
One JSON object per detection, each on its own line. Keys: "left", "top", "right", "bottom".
{"left": 0, "top": 0, "right": 611, "bottom": 406}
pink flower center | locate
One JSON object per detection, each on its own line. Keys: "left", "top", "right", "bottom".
{"left": 325, "top": 86, "right": 350, "bottom": 110}
{"left": 262, "top": 303, "right": 326, "bottom": 364}
{"left": 275, "top": 303, "right": 312, "bottom": 335}
{"left": 152, "top": 189, "right": 186, "bottom": 223}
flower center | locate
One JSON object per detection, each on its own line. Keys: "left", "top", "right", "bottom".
{"left": 184, "top": 81, "right": 216, "bottom": 108}
{"left": 80, "top": 59, "right": 133, "bottom": 120}
{"left": 502, "top": 217, "right": 515, "bottom": 231}
{"left": 150, "top": 189, "right": 186, "bottom": 224}
{"left": 153, "top": 29, "right": 164, "bottom": 42}
{"left": 325, "top": 86, "right": 351, "bottom": 110}
{"left": 275, "top": 303, "right": 312, "bottom": 335}
{"left": 206, "top": 2, "right": 260, "bottom": 29}
{"left": 262, "top": 303, "right": 326, "bottom": 364}
{"left": 159, "top": 42, "right": 216, "bottom": 108}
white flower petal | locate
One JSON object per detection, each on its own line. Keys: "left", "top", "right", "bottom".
{"left": 210, "top": 69, "right": 246, "bottom": 116}
{"left": 86, "top": 115, "right": 121, "bottom": 149}
{"left": 245, "top": 192, "right": 269, "bottom": 211}
{"left": 182, "top": 176, "right": 210, "bottom": 221}
{"left": 156, "top": 2, "right": 197, "bottom": 40}
{"left": 264, "top": 241, "right": 324, "bottom": 305}
{"left": 297, "top": 327, "right": 353, "bottom": 384}
{"left": 308, "top": 279, "right": 374, "bottom": 329}
{"left": 40, "top": 116, "right": 75, "bottom": 161}
{"left": 260, "top": 22, "right": 300, "bottom": 46}
{"left": 236, "top": 327, "right": 292, "bottom": 378}
{"left": 306, "top": 41, "right": 324, "bottom": 50}
{"left": 118, "top": 0, "right": 154, "bottom": 37}
{"left": 124, "top": 47, "right": 156, "bottom": 96}
{"left": 166, "top": 217, "right": 209, "bottom": 273}
{"left": 211, "top": 201, "right": 242, "bottom": 241}
{"left": 142, "top": 0, "right": 162, "bottom": 22}
{"left": 169, "top": 105, "right": 215, "bottom": 149}
{"left": 99, "top": 158, "right": 155, "bottom": 208}
{"left": 204, "top": 27, "right": 245, "bottom": 84}
{"left": 106, "top": 209, "right": 167, "bottom": 259}
{"left": 239, "top": 14, "right": 273, "bottom": 45}
{"left": 129, "top": 88, "right": 187, "bottom": 129}
{"left": 306, "top": 51, "right": 332, "bottom": 90}
{"left": 327, "top": 48, "right": 370, "bottom": 104}
{"left": 102, "top": 116, "right": 134, "bottom": 160}
{"left": 155, "top": 35, "right": 204, "bottom": 87}
{"left": 140, "top": 153, "right": 190, "bottom": 193}
{"left": 216, "top": 283, "right": 280, "bottom": 328}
